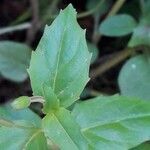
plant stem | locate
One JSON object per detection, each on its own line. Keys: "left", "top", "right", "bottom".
{"left": 47, "top": 0, "right": 105, "bottom": 20}
{"left": 107, "top": 0, "right": 126, "bottom": 17}
{"left": 90, "top": 89, "right": 108, "bottom": 96}
{"left": 90, "top": 46, "right": 145, "bottom": 79}
{"left": 140, "top": 0, "right": 145, "bottom": 15}
{"left": 42, "top": 0, "right": 60, "bottom": 24}
{"left": 0, "top": 119, "right": 33, "bottom": 129}
{"left": 93, "top": 0, "right": 126, "bottom": 44}
{"left": 10, "top": 10, "right": 31, "bottom": 25}
{"left": 30, "top": 96, "right": 45, "bottom": 104}
{"left": 0, "top": 23, "right": 31, "bottom": 35}
{"left": 77, "top": 0, "right": 105, "bottom": 18}
{"left": 26, "top": 0, "right": 41, "bottom": 45}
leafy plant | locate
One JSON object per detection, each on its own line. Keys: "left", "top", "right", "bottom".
{"left": 0, "top": 41, "right": 31, "bottom": 82}
{"left": 0, "top": 4, "right": 150, "bottom": 150}
{"left": 99, "top": 14, "right": 137, "bottom": 37}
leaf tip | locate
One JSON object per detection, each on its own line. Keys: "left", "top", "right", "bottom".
{"left": 63, "top": 4, "right": 77, "bottom": 16}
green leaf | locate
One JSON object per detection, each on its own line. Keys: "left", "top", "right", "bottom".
{"left": 0, "top": 104, "right": 41, "bottom": 127}
{"left": 118, "top": 54, "right": 150, "bottom": 101}
{"left": 0, "top": 41, "right": 31, "bottom": 82}
{"left": 72, "top": 95, "right": 150, "bottom": 150}
{"left": 28, "top": 4, "right": 91, "bottom": 110}
{"left": 141, "top": 0, "right": 150, "bottom": 20}
{"left": 42, "top": 84, "right": 60, "bottom": 113}
{"left": 0, "top": 126, "right": 48, "bottom": 150}
{"left": 42, "top": 108, "right": 88, "bottom": 150}
{"left": 99, "top": 14, "right": 137, "bottom": 37}
{"left": 0, "top": 104, "right": 48, "bottom": 150}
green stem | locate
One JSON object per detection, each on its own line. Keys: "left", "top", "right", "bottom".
{"left": 77, "top": 0, "right": 105, "bottom": 18}
{"left": 47, "top": 0, "right": 105, "bottom": 20}
{"left": 30, "top": 96, "right": 45, "bottom": 104}
{"left": 0, "top": 23, "right": 31, "bottom": 35}
{"left": 140, "top": 0, "right": 145, "bottom": 15}
{"left": 93, "top": 0, "right": 126, "bottom": 44}
{"left": 107, "top": 0, "right": 126, "bottom": 17}
{"left": 90, "top": 46, "right": 146, "bottom": 79}
{"left": 42, "top": 0, "right": 60, "bottom": 24}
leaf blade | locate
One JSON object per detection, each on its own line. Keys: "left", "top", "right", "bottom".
{"left": 99, "top": 14, "right": 137, "bottom": 36}
{"left": 72, "top": 95, "right": 150, "bottom": 149}
{"left": 42, "top": 108, "right": 88, "bottom": 150}
{"left": 28, "top": 4, "right": 91, "bottom": 111}
{"left": 0, "top": 127, "right": 48, "bottom": 150}
{"left": 0, "top": 104, "right": 41, "bottom": 127}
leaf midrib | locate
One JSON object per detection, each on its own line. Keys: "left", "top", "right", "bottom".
{"left": 0, "top": 119, "right": 34, "bottom": 129}
{"left": 23, "top": 129, "right": 42, "bottom": 150}
{"left": 54, "top": 113, "right": 79, "bottom": 149}
{"left": 81, "top": 113, "right": 150, "bottom": 132}
{"left": 52, "top": 13, "right": 69, "bottom": 92}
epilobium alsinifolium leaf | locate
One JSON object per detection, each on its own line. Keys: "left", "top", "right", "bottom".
{"left": 28, "top": 4, "right": 91, "bottom": 113}
{"left": 72, "top": 95, "right": 150, "bottom": 150}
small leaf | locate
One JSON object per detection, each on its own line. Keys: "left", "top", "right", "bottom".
{"left": 0, "top": 126, "right": 48, "bottom": 150}
{"left": 99, "top": 14, "right": 137, "bottom": 36}
{"left": 11, "top": 96, "right": 31, "bottom": 110}
{"left": 72, "top": 95, "right": 150, "bottom": 149}
{"left": 0, "top": 104, "right": 48, "bottom": 150}
{"left": 0, "top": 41, "right": 31, "bottom": 82}
{"left": 0, "top": 104, "right": 41, "bottom": 127}
{"left": 118, "top": 54, "right": 150, "bottom": 101}
{"left": 28, "top": 4, "right": 91, "bottom": 110}
{"left": 42, "top": 108, "right": 88, "bottom": 150}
